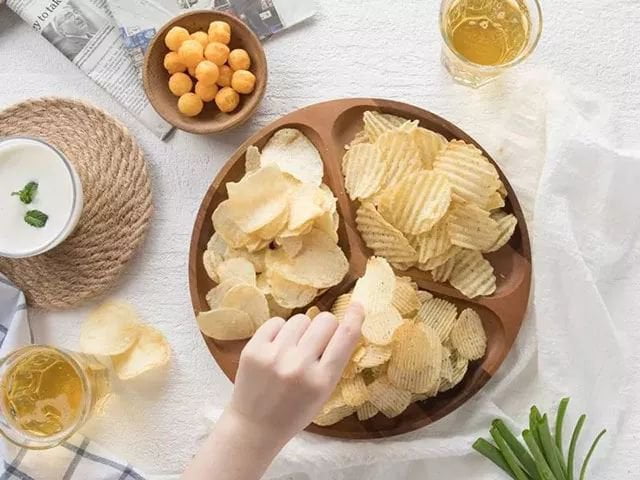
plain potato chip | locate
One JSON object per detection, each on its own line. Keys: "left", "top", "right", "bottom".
{"left": 254, "top": 207, "right": 289, "bottom": 240}
{"left": 216, "top": 257, "right": 256, "bottom": 285}
{"left": 287, "top": 183, "right": 334, "bottom": 231}
{"left": 341, "top": 375, "right": 369, "bottom": 407}
{"left": 415, "top": 297, "right": 458, "bottom": 342}
{"left": 331, "top": 293, "right": 352, "bottom": 322}
{"left": 485, "top": 212, "right": 518, "bottom": 253}
{"left": 367, "top": 376, "right": 412, "bottom": 418}
{"left": 266, "top": 294, "right": 293, "bottom": 319}
{"left": 203, "top": 250, "right": 222, "bottom": 283}
{"left": 412, "top": 127, "right": 447, "bottom": 169}
{"left": 112, "top": 325, "right": 170, "bottom": 380}
{"left": 342, "top": 143, "right": 388, "bottom": 200}
{"left": 408, "top": 220, "right": 451, "bottom": 264}
{"left": 439, "top": 351, "right": 469, "bottom": 392}
{"left": 388, "top": 322, "right": 442, "bottom": 393}
{"left": 363, "top": 111, "right": 410, "bottom": 142}
{"left": 378, "top": 171, "right": 452, "bottom": 235}
{"left": 352, "top": 256, "right": 396, "bottom": 315}
{"left": 221, "top": 284, "right": 270, "bottom": 328}
{"left": 266, "top": 229, "right": 349, "bottom": 289}
{"left": 256, "top": 273, "right": 270, "bottom": 294}
{"left": 450, "top": 308, "right": 487, "bottom": 360}
{"left": 433, "top": 140, "right": 500, "bottom": 208}
{"left": 197, "top": 308, "right": 255, "bottom": 340}
{"left": 356, "top": 402, "right": 379, "bottom": 421}
{"left": 376, "top": 130, "right": 423, "bottom": 191}
{"left": 356, "top": 203, "right": 418, "bottom": 264}
{"left": 305, "top": 305, "right": 321, "bottom": 319}
{"left": 260, "top": 129, "right": 324, "bottom": 186}
{"left": 447, "top": 203, "right": 500, "bottom": 251}
{"left": 225, "top": 247, "right": 266, "bottom": 273}
{"left": 449, "top": 250, "right": 496, "bottom": 298}
{"left": 207, "top": 232, "right": 228, "bottom": 257}
{"left": 80, "top": 302, "right": 140, "bottom": 356}
{"left": 212, "top": 200, "right": 252, "bottom": 248}
{"left": 314, "top": 210, "right": 339, "bottom": 242}
{"left": 276, "top": 236, "right": 303, "bottom": 258}
{"left": 361, "top": 307, "right": 404, "bottom": 345}
{"left": 206, "top": 278, "right": 244, "bottom": 309}
{"left": 268, "top": 271, "right": 318, "bottom": 309}
{"left": 245, "top": 236, "right": 271, "bottom": 253}
{"left": 392, "top": 278, "right": 420, "bottom": 317}
{"left": 357, "top": 343, "right": 392, "bottom": 368}
{"left": 416, "top": 290, "right": 434, "bottom": 304}
{"left": 245, "top": 145, "right": 261, "bottom": 173}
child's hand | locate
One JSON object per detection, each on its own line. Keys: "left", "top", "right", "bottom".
{"left": 226, "top": 303, "right": 364, "bottom": 447}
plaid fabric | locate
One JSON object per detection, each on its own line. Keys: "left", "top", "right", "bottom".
{"left": 0, "top": 275, "right": 147, "bottom": 480}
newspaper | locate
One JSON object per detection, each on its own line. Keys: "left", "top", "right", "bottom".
{"left": 5, "top": 0, "right": 173, "bottom": 139}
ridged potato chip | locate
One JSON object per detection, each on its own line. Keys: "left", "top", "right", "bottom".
{"left": 341, "top": 375, "right": 369, "bottom": 407}
{"left": 388, "top": 322, "right": 442, "bottom": 393}
{"left": 352, "top": 256, "right": 396, "bottom": 315}
{"left": 449, "top": 250, "right": 496, "bottom": 298}
{"left": 112, "top": 325, "right": 171, "bottom": 380}
{"left": 305, "top": 305, "right": 321, "bottom": 319}
{"left": 268, "top": 271, "right": 318, "bottom": 309}
{"left": 356, "top": 203, "right": 418, "bottom": 264}
{"left": 486, "top": 191, "right": 505, "bottom": 211}
{"left": 378, "top": 171, "right": 452, "bottom": 235}
{"left": 356, "top": 343, "right": 392, "bottom": 368}
{"left": 450, "top": 308, "right": 487, "bottom": 360}
{"left": 439, "top": 350, "right": 469, "bottom": 392}
{"left": 408, "top": 220, "right": 451, "bottom": 264}
{"left": 216, "top": 257, "right": 256, "bottom": 285}
{"left": 440, "top": 347, "right": 454, "bottom": 383}
{"left": 416, "top": 290, "right": 434, "bottom": 304}
{"left": 392, "top": 278, "right": 420, "bottom": 317}
{"left": 430, "top": 247, "right": 462, "bottom": 282}
{"left": 260, "top": 129, "right": 324, "bottom": 186}
{"left": 412, "top": 127, "right": 447, "bottom": 169}
{"left": 212, "top": 200, "right": 251, "bottom": 248}
{"left": 356, "top": 402, "right": 379, "bottom": 421}
{"left": 221, "top": 284, "right": 270, "bottom": 328}
{"left": 80, "top": 302, "right": 140, "bottom": 356}
{"left": 376, "top": 130, "right": 423, "bottom": 191}
{"left": 266, "top": 229, "right": 349, "bottom": 289}
{"left": 197, "top": 307, "right": 256, "bottom": 340}
{"left": 345, "top": 128, "right": 369, "bottom": 150}
{"left": 206, "top": 278, "right": 244, "bottom": 309}
{"left": 266, "top": 294, "right": 292, "bottom": 319}
{"left": 433, "top": 140, "right": 500, "bottom": 208}
{"left": 415, "top": 298, "right": 458, "bottom": 342}
{"left": 418, "top": 245, "right": 458, "bottom": 271}
{"left": 313, "top": 390, "right": 355, "bottom": 426}
{"left": 363, "top": 111, "right": 409, "bottom": 142}
{"left": 342, "top": 143, "right": 388, "bottom": 200}
{"left": 341, "top": 361, "right": 360, "bottom": 379}
{"left": 485, "top": 212, "right": 518, "bottom": 253}
{"left": 245, "top": 145, "right": 261, "bottom": 173}
{"left": 361, "top": 307, "right": 404, "bottom": 345}
{"left": 203, "top": 250, "right": 222, "bottom": 283}
{"left": 367, "top": 376, "right": 412, "bottom": 418}
{"left": 331, "top": 293, "right": 352, "bottom": 322}
{"left": 447, "top": 203, "right": 500, "bottom": 251}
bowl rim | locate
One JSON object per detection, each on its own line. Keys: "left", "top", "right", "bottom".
{"left": 143, "top": 9, "right": 268, "bottom": 135}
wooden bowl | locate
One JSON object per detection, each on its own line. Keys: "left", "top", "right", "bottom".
{"left": 143, "top": 10, "right": 268, "bottom": 134}
{"left": 188, "top": 99, "right": 532, "bottom": 439}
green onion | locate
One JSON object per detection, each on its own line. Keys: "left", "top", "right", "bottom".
{"left": 567, "top": 415, "right": 586, "bottom": 480}
{"left": 555, "top": 398, "right": 570, "bottom": 455}
{"left": 493, "top": 419, "right": 539, "bottom": 479}
{"left": 523, "top": 429, "right": 556, "bottom": 480}
{"left": 473, "top": 438, "right": 516, "bottom": 479}
{"left": 538, "top": 415, "right": 567, "bottom": 480}
{"left": 490, "top": 427, "right": 533, "bottom": 480}
{"left": 579, "top": 430, "right": 606, "bottom": 480}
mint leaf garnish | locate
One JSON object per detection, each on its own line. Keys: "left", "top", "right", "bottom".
{"left": 11, "top": 182, "right": 39, "bottom": 204}
{"left": 24, "top": 210, "right": 48, "bottom": 228}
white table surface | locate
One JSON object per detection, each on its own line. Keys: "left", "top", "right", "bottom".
{"left": 1, "top": 1, "right": 640, "bottom": 478}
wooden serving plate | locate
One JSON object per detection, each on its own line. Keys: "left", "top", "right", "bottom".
{"left": 188, "top": 99, "right": 532, "bottom": 439}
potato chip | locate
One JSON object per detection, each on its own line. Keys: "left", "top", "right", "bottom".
{"left": 203, "top": 250, "right": 222, "bottom": 283}
{"left": 367, "top": 363, "right": 389, "bottom": 381}
{"left": 440, "top": 347, "right": 454, "bottom": 383}
{"left": 207, "top": 232, "right": 228, "bottom": 257}
{"left": 416, "top": 290, "right": 433, "bottom": 304}
{"left": 313, "top": 392, "right": 356, "bottom": 426}
{"left": 418, "top": 245, "right": 459, "bottom": 271}
{"left": 439, "top": 351, "right": 469, "bottom": 392}
{"left": 356, "top": 203, "right": 418, "bottom": 264}
{"left": 367, "top": 376, "right": 412, "bottom": 418}
{"left": 378, "top": 171, "right": 452, "bottom": 235}
{"left": 341, "top": 374, "right": 369, "bottom": 407}
{"left": 485, "top": 212, "right": 517, "bottom": 253}
{"left": 342, "top": 143, "right": 388, "bottom": 200}
{"left": 408, "top": 220, "right": 451, "bottom": 264}
{"left": 411, "top": 392, "right": 433, "bottom": 403}
{"left": 306, "top": 305, "right": 321, "bottom": 319}
{"left": 412, "top": 127, "right": 447, "bottom": 169}
{"left": 212, "top": 200, "right": 251, "bottom": 248}
{"left": 266, "top": 294, "right": 293, "bottom": 319}
{"left": 486, "top": 191, "right": 505, "bottom": 211}
{"left": 314, "top": 210, "right": 339, "bottom": 243}
{"left": 356, "top": 343, "right": 392, "bottom": 368}
{"left": 225, "top": 166, "right": 294, "bottom": 234}
{"left": 274, "top": 237, "right": 302, "bottom": 259}
{"left": 388, "top": 322, "right": 442, "bottom": 393}
{"left": 398, "top": 120, "right": 420, "bottom": 133}
{"left": 376, "top": 130, "right": 423, "bottom": 191}
{"left": 206, "top": 278, "right": 244, "bottom": 309}
{"left": 287, "top": 183, "right": 333, "bottom": 231}
{"left": 352, "top": 256, "right": 396, "bottom": 315}
{"left": 80, "top": 302, "right": 140, "bottom": 356}
{"left": 392, "top": 278, "right": 420, "bottom": 317}
{"left": 268, "top": 271, "right": 318, "bottom": 309}
{"left": 278, "top": 220, "right": 314, "bottom": 239}
{"left": 266, "top": 229, "right": 348, "bottom": 289}
{"left": 341, "top": 361, "right": 360, "bottom": 379}
{"left": 260, "top": 129, "right": 324, "bottom": 186}
{"left": 254, "top": 207, "right": 289, "bottom": 240}
{"left": 245, "top": 236, "right": 271, "bottom": 253}
{"left": 345, "top": 128, "right": 369, "bottom": 150}
{"left": 450, "top": 308, "right": 487, "bottom": 360}
{"left": 245, "top": 145, "right": 261, "bottom": 173}
{"left": 197, "top": 307, "right": 256, "bottom": 340}
{"left": 447, "top": 203, "right": 500, "bottom": 251}
{"left": 331, "top": 293, "right": 352, "bottom": 322}
{"left": 433, "top": 140, "right": 500, "bottom": 208}
{"left": 430, "top": 247, "right": 462, "bottom": 282}
{"left": 449, "top": 250, "right": 496, "bottom": 298}
{"left": 356, "top": 402, "right": 379, "bottom": 421}
{"left": 112, "top": 325, "right": 170, "bottom": 380}
{"left": 415, "top": 298, "right": 458, "bottom": 342}
{"left": 361, "top": 307, "right": 404, "bottom": 345}
{"left": 363, "top": 111, "right": 409, "bottom": 142}
{"left": 497, "top": 180, "right": 508, "bottom": 198}
{"left": 391, "top": 261, "right": 416, "bottom": 271}
{"left": 221, "top": 284, "right": 270, "bottom": 328}
{"left": 216, "top": 257, "right": 256, "bottom": 285}
{"left": 225, "top": 247, "right": 266, "bottom": 273}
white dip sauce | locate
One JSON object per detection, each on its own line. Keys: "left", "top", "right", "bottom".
{"left": 0, "top": 138, "right": 78, "bottom": 257}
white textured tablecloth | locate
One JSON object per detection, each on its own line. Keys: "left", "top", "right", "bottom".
{"left": 1, "top": 1, "right": 639, "bottom": 478}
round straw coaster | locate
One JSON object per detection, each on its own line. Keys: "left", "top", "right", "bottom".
{"left": 0, "top": 98, "right": 152, "bottom": 310}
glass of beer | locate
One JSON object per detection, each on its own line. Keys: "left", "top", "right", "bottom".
{"left": 440, "top": 0, "right": 542, "bottom": 87}
{"left": 0, "top": 345, "right": 111, "bottom": 449}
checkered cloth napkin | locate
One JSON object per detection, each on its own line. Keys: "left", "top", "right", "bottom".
{"left": 0, "top": 274, "right": 147, "bottom": 480}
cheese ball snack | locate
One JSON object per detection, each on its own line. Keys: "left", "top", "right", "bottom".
{"left": 228, "top": 49, "right": 251, "bottom": 71}
{"left": 178, "top": 93, "right": 204, "bottom": 117}
{"left": 231, "top": 70, "right": 256, "bottom": 94}
{"left": 164, "top": 52, "right": 187, "bottom": 74}
{"left": 215, "top": 87, "right": 240, "bottom": 113}
{"left": 188, "top": 64, "right": 197, "bottom": 77}
{"left": 195, "top": 82, "right": 219, "bottom": 102}
{"left": 178, "top": 39, "right": 205, "bottom": 68}
{"left": 204, "top": 42, "right": 230, "bottom": 66}
{"left": 165, "top": 26, "right": 190, "bottom": 51}
{"left": 216, "top": 65, "right": 233, "bottom": 87}
{"left": 195, "top": 60, "right": 220, "bottom": 86}
{"left": 190, "top": 31, "right": 209, "bottom": 48}
{"left": 208, "top": 21, "right": 231, "bottom": 44}
{"left": 169, "top": 72, "right": 193, "bottom": 96}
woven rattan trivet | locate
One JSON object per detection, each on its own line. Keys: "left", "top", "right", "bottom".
{"left": 0, "top": 98, "right": 152, "bottom": 310}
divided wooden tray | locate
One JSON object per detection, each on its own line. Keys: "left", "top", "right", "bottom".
{"left": 188, "top": 98, "right": 532, "bottom": 439}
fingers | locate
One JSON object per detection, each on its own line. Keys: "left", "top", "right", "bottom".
{"left": 319, "top": 302, "right": 364, "bottom": 374}
{"left": 248, "top": 316, "right": 286, "bottom": 345}
{"left": 297, "top": 312, "right": 339, "bottom": 361}
{"left": 273, "top": 314, "right": 311, "bottom": 347}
